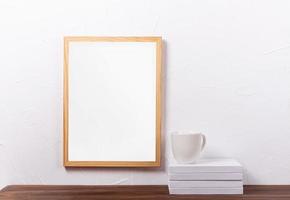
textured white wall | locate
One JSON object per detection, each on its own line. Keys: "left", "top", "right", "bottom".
{"left": 1, "top": 0, "right": 290, "bottom": 188}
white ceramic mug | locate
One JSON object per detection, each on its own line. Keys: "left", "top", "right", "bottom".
{"left": 171, "top": 132, "right": 206, "bottom": 164}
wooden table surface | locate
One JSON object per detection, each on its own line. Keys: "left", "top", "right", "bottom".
{"left": 1, "top": 185, "right": 290, "bottom": 200}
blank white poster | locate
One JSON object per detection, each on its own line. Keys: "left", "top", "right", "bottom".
{"left": 68, "top": 41, "right": 157, "bottom": 162}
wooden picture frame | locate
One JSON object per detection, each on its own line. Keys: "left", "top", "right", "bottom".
{"left": 63, "top": 37, "right": 162, "bottom": 167}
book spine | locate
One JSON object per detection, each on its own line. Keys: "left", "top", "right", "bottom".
{"left": 169, "top": 180, "right": 243, "bottom": 188}
{"left": 169, "top": 187, "right": 243, "bottom": 195}
{"left": 169, "top": 172, "right": 243, "bottom": 181}
{"left": 169, "top": 166, "right": 242, "bottom": 173}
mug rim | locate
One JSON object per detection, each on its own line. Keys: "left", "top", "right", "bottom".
{"left": 171, "top": 131, "right": 202, "bottom": 136}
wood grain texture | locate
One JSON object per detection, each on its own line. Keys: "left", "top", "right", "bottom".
{"left": 63, "top": 37, "right": 69, "bottom": 167}
{"left": 63, "top": 36, "right": 162, "bottom": 168}
{"left": 1, "top": 185, "right": 290, "bottom": 200}
{"left": 64, "top": 36, "right": 162, "bottom": 42}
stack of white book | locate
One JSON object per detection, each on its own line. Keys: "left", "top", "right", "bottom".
{"left": 168, "top": 158, "right": 243, "bottom": 195}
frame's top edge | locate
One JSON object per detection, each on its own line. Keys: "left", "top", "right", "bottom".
{"left": 64, "top": 36, "right": 162, "bottom": 42}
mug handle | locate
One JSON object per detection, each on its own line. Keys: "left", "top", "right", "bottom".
{"left": 201, "top": 134, "right": 206, "bottom": 151}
